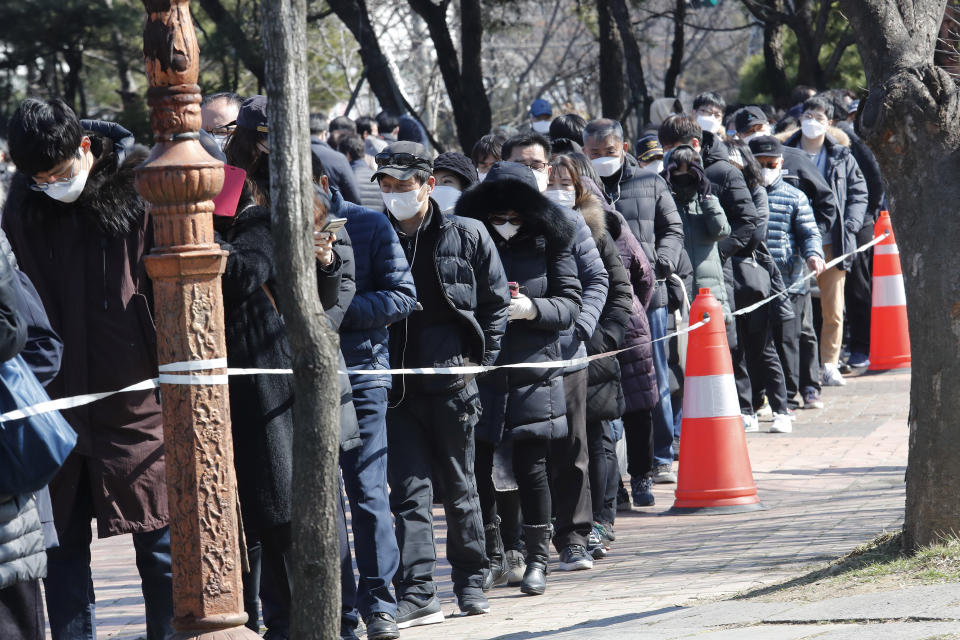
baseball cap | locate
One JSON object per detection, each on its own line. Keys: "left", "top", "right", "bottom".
{"left": 734, "top": 106, "right": 768, "bottom": 134}
{"left": 371, "top": 141, "right": 433, "bottom": 182}
{"left": 636, "top": 133, "right": 663, "bottom": 162}
{"left": 236, "top": 95, "right": 268, "bottom": 134}
{"left": 529, "top": 99, "right": 552, "bottom": 118}
{"left": 748, "top": 136, "right": 783, "bottom": 158}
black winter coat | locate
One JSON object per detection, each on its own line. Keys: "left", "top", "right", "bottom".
{"left": 456, "top": 177, "right": 581, "bottom": 443}
{"left": 603, "top": 154, "right": 684, "bottom": 309}
{"left": 835, "top": 121, "right": 884, "bottom": 227}
{"left": 780, "top": 146, "right": 839, "bottom": 243}
{"left": 580, "top": 197, "right": 632, "bottom": 422}
{"left": 215, "top": 204, "right": 359, "bottom": 534}
{"left": 700, "top": 132, "right": 761, "bottom": 264}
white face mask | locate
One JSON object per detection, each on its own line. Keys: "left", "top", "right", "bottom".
{"left": 492, "top": 222, "right": 521, "bottom": 241}
{"left": 545, "top": 188, "right": 576, "bottom": 207}
{"left": 531, "top": 120, "right": 551, "bottom": 134}
{"left": 383, "top": 185, "right": 425, "bottom": 221}
{"left": 431, "top": 185, "right": 461, "bottom": 213}
{"left": 801, "top": 118, "right": 828, "bottom": 139}
{"left": 591, "top": 155, "right": 622, "bottom": 178}
{"left": 741, "top": 127, "right": 771, "bottom": 144}
{"left": 761, "top": 167, "right": 781, "bottom": 187}
{"left": 43, "top": 160, "right": 89, "bottom": 204}
{"left": 639, "top": 159, "right": 664, "bottom": 176}
{"left": 696, "top": 115, "right": 722, "bottom": 135}
{"left": 533, "top": 168, "right": 549, "bottom": 193}
{"left": 477, "top": 171, "right": 488, "bottom": 182}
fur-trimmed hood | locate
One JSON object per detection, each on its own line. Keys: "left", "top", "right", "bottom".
{"left": 10, "top": 132, "right": 149, "bottom": 237}
{"left": 454, "top": 177, "right": 577, "bottom": 249}
{"left": 777, "top": 125, "right": 851, "bottom": 149}
{"left": 578, "top": 192, "right": 607, "bottom": 244}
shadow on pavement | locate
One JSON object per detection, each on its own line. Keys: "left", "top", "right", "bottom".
{"left": 486, "top": 607, "right": 685, "bottom": 639}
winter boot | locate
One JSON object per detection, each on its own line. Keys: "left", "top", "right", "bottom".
{"left": 481, "top": 517, "right": 508, "bottom": 591}
{"left": 520, "top": 523, "right": 552, "bottom": 596}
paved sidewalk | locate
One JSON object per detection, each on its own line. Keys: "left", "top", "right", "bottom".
{"left": 82, "top": 369, "right": 910, "bottom": 639}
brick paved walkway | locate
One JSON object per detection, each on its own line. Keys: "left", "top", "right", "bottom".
{"left": 79, "top": 369, "right": 909, "bottom": 639}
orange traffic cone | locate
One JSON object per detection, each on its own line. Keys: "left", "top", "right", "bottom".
{"left": 667, "top": 288, "right": 764, "bottom": 515}
{"left": 869, "top": 211, "right": 911, "bottom": 370}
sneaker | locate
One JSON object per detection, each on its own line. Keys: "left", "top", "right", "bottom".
{"left": 631, "top": 476, "right": 655, "bottom": 507}
{"left": 847, "top": 352, "right": 870, "bottom": 369}
{"left": 364, "top": 613, "right": 400, "bottom": 640}
{"left": 587, "top": 526, "right": 608, "bottom": 559}
{"left": 557, "top": 544, "right": 594, "bottom": 571}
{"left": 504, "top": 549, "right": 526, "bottom": 586}
{"left": 617, "top": 484, "right": 632, "bottom": 512}
{"left": 821, "top": 363, "right": 847, "bottom": 387}
{"left": 756, "top": 397, "right": 773, "bottom": 419}
{"left": 802, "top": 389, "right": 824, "bottom": 409}
{"left": 652, "top": 463, "right": 677, "bottom": 484}
{"left": 769, "top": 412, "right": 793, "bottom": 433}
{"left": 598, "top": 521, "right": 616, "bottom": 542}
{"left": 742, "top": 413, "right": 760, "bottom": 433}
{"left": 456, "top": 588, "right": 489, "bottom": 616}
{"left": 396, "top": 596, "right": 445, "bottom": 629}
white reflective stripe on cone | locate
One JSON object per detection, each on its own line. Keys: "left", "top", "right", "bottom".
{"left": 875, "top": 244, "right": 900, "bottom": 255}
{"left": 682, "top": 374, "right": 741, "bottom": 419}
{"left": 872, "top": 274, "right": 907, "bottom": 307}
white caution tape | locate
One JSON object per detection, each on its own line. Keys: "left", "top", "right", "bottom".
{"left": 0, "top": 230, "right": 891, "bottom": 423}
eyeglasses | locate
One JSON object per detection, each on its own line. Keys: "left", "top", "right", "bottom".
{"left": 517, "top": 160, "right": 548, "bottom": 172}
{"left": 375, "top": 151, "right": 430, "bottom": 169}
{"left": 208, "top": 120, "right": 237, "bottom": 136}
{"left": 801, "top": 111, "right": 828, "bottom": 123}
{"left": 488, "top": 214, "right": 522, "bottom": 226}
{"left": 696, "top": 108, "right": 723, "bottom": 119}
{"left": 30, "top": 151, "right": 80, "bottom": 192}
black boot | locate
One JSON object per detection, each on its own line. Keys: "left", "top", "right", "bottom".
{"left": 482, "top": 516, "right": 508, "bottom": 591}
{"left": 520, "top": 523, "right": 552, "bottom": 596}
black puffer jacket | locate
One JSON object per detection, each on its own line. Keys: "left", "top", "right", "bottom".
{"left": 456, "top": 167, "right": 581, "bottom": 443}
{"left": 700, "top": 132, "right": 761, "bottom": 264}
{"left": 603, "top": 154, "right": 684, "bottom": 309}
{"left": 215, "top": 203, "right": 359, "bottom": 535}
{"left": 580, "top": 196, "right": 632, "bottom": 422}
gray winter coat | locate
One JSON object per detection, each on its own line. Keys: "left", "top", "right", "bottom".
{"left": 0, "top": 494, "right": 46, "bottom": 588}
{"left": 674, "top": 191, "right": 732, "bottom": 319}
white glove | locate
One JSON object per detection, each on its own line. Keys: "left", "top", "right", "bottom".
{"left": 508, "top": 293, "right": 538, "bottom": 321}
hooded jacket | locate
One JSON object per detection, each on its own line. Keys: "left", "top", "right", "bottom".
{"left": 602, "top": 153, "right": 684, "bottom": 309}
{"left": 672, "top": 188, "right": 732, "bottom": 320}
{"left": 2, "top": 127, "right": 168, "bottom": 538}
{"left": 455, "top": 166, "right": 582, "bottom": 443}
{"left": 700, "top": 131, "right": 761, "bottom": 264}
{"left": 579, "top": 196, "right": 633, "bottom": 422}
{"left": 782, "top": 127, "right": 868, "bottom": 270}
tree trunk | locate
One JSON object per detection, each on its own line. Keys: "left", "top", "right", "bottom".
{"left": 198, "top": 0, "right": 266, "bottom": 85}
{"left": 327, "top": 0, "right": 407, "bottom": 116}
{"left": 839, "top": 0, "right": 960, "bottom": 551}
{"left": 664, "top": 0, "right": 686, "bottom": 98}
{"left": 597, "top": 0, "right": 627, "bottom": 126}
{"left": 261, "top": 0, "right": 343, "bottom": 635}
{"left": 608, "top": 0, "right": 650, "bottom": 138}
{"left": 763, "top": 20, "right": 791, "bottom": 108}
{"left": 62, "top": 48, "right": 82, "bottom": 114}
{"left": 408, "top": 0, "right": 491, "bottom": 153}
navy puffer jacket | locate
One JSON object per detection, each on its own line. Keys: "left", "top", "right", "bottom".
{"left": 765, "top": 177, "right": 823, "bottom": 293}
{"left": 456, "top": 168, "right": 582, "bottom": 443}
{"left": 331, "top": 189, "right": 417, "bottom": 391}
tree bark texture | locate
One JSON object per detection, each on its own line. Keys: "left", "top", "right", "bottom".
{"left": 664, "top": 0, "right": 686, "bottom": 98}
{"left": 327, "top": 0, "right": 407, "bottom": 117}
{"left": 261, "top": 0, "right": 343, "bottom": 635}
{"left": 407, "top": 0, "right": 492, "bottom": 153}
{"left": 597, "top": 0, "right": 627, "bottom": 128}
{"left": 839, "top": 0, "right": 960, "bottom": 551}
{"left": 197, "top": 0, "right": 266, "bottom": 85}
{"left": 608, "top": 0, "right": 649, "bottom": 136}
{"left": 763, "top": 19, "right": 791, "bottom": 108}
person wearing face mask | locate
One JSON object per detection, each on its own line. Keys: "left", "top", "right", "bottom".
{"left": 471, "top": 134, "right": 505, "bottom": 183}
{"left": 528, "top": 99, "right": 553, "bottom": 136}
{"left": 456, "top": 161, "right": 582, "bottom": 596}
{"left": 692, "top": 91, "right": 727, "bottom": 139}
{"left": 781, "top": 97, "right": 867, "bottom": 388}
{"left": 585, "top": 118, "right": 684, "bottom": 485}
{"left": 201, "top": 91, "right": 243, "bottom": 150}
{"left": 374, "top": 142, "right": 510, "bottom": 627}
{"left": 750, "top": 136, "right": 826, "bottom": 422}
{"left": 503, "top": 132, "right": 610, "bottom": 573}
{"left": 734, "top": 105, "right": 773, "bottom": 144}
{"left": 2, "top": 98, "right": 175, "bottom": 640}
{"left": 431, "top": 151, "right": 479, "bottom": 213}
{"left": 635, "top": 133, "right": 665, "bottom": 176}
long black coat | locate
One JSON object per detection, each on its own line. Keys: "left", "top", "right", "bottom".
{"left": 215, "top": 204, "right": 358, "bottom": 534}
{"left": 580, "top": 196, "right": 633, "bottom": 422}
{"left": 456, "top": 176, "right": 582, "bottom": 444}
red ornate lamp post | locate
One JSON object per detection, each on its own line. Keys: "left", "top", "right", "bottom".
{"left": 135, "top": 1, "right": 260, "bottom": 637}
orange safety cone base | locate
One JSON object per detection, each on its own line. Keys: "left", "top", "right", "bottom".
{"left": 664, "top": 502, "right": 766, "bottom": 515}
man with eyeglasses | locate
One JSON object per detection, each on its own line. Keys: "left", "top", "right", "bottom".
{"left": 2, "top": 98, "right": 173, "bottom": 639}
{"left": 201, "top": 91, "right": 242, "bottom": 150}
{"left": 502, "top": 132, "right": 611, "bottom": 573}
{"left": 374, "top": 141, "right": 510, "bottom": 628}
{"left": 782, "top": 96, "right": 867, "bottom": 388}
